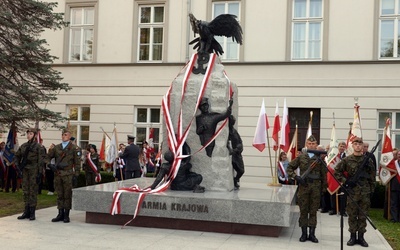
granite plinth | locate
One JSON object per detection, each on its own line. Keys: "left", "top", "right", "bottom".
{"left": 73, "top": 178, "right": 297, "bottom": 237}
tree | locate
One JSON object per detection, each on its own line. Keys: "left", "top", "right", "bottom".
{"left": 0, "top": 0, "right": 70, "bottom": 130}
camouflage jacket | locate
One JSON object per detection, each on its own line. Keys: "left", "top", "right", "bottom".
{"left": 334, "top": 154, "right": 375, "bottom": 194}
{"left": 14, "top": 141, "right": 43, "bottom": 173}
{"left": 287, "top": 153, "right": 327, "bottom": 189}
{"left": 47, "top": 142, "right": 81, "bottom": 176}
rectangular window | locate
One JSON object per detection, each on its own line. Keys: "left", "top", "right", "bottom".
{"left": 67, "top": 105, "right": 91, "bottom": 149}
{"left": 69, "top": 7, "right": 95, "bottom": 62}
{"left": 377, "top": 111, "right": 400, "bottom": 160}
{"left": 292, "top": 0, "right": 323, "bottom": 60}
{"left": 138, "top": 5, "right": 164, "bottom": 61}
{"left": 135, "top": 107, "right": 161, "bottom": 151}
{"left": 379, "top": 0, "right": 400, "bottom": 58}
{"left": 212, "top": 1, "right": 241, "bottom": 61}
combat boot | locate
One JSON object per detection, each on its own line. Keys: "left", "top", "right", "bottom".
{"left": 358, "top": 232, "right": 369, "bottom": 247}
{"left": 347, "top": 232, "right": 357, "bottom": 246}
{"left": 308, "top": 227, "right": 319, "bottom": 243}
{"left": 51, "top": 209, "right": 64, "bottom": 222}
{"left": 17, "top": 205, "right": 30, "bottom": 220}
{"left": 299, "top": 227, "right": 308, "bottom": 242}
{"left": 63, "top": 209, "right": 70, "bottom": 223}
{"left": 29, "top": 206, "right": 36, "bottom": 220}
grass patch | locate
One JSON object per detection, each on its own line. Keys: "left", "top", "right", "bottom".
{"left": 369, "top": 208, "right": 400, "bottom": 250}
{"left": 0, "top": 189, "right": 57, "bottom": 218}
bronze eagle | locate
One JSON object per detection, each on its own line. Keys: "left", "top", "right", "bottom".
{"left": 189, "top": 13, "right": 243, "bottom": 56}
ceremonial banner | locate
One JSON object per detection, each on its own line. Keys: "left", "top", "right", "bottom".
{"left": 326, "top": 124, "right": 341, "bottom": 194}
{"left": 379, "top": 118, "right": 397, "bottom": 184}
{"left": 346, "top": 102, "right": 362, "bottom": 155}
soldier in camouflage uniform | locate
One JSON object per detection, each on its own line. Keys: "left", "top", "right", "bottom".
{"left": 13, "top": 128, "right": 43, "bottom": 221}
{"left": 334, "top": 137, "right": 375, "bottom": 247}
{"left": 47, "top": 128, "right": 81, "bottom": 223}
{"left": 287, "top": 135, "right": 327, "bottom": 243}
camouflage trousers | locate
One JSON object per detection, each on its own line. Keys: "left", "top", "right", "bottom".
{"left": 297, "top": 182, "right": 321, "bottom": 227}
{"left": 54, "top": 174, "right": 73, "bottom": 210}
{"left": 22, "top": 167, "right": 39, "bottom": 206}
{"left": 346, "top": 190, "right": 370, "bottom": 233}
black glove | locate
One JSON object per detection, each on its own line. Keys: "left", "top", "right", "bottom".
{"left": 344, "top": 179, "right": 356, "bottom": 188}
{"left": 294, "top": 176, "right": 305, "bottom": 185}
{"left": 72, "top": 175, "right": 78, "bottom": 188}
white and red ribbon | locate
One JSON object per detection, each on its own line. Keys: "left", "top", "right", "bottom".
{"left": 87, "top": 153, "right": 101, "bottom": 183}
{"left": 110, "top": 53, "right": 233, "bottom": 226}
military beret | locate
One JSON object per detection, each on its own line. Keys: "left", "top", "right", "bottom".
{"left": 26, "top": 128, "right": 37, "bottom": 134}
{"left": 307, "top": 135, "right": 317, "bottom": 142}
{"left": 127, "top": 135, "right": 135, "bottom": 140}
{"left": 352, "top": 137, "right": 363, "bottom": 143}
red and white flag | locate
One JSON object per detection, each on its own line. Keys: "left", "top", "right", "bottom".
{"left": 252, "top": 99, "right": 269, "bottom": 152}
{"left": 346, "top": 102, "right": 362, "bottom": 155}
{"left": 148, "top": 128, "right": 155, "bottom": 153}
{"left": 279, "top": 98, "right": 290, "bottom": 152}
{"left": 272, "top": 102, "right": 280, "bottom": 151}
{"left": 326, "top": 124, "right": 341, "bottom": 194}
{"left": 305, "top": 111, "right": 313, "bottom": 146}
{"left": 99, "top": 133, "right": 106, "bottom": 162}
{"left": 106, "top": 126, "right": 118, "bottom": 165}
{"left": 286, "top": 124, "right": 298, "bottom": 161}
{"left": 379, "top": 118, "right": 397, "bottom": 185}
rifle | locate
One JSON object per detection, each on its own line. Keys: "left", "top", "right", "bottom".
{"left": 17, "top": 140, "right": 35, "bottom": 177}
{"left": 344, "top": 139, "right": 381, "bottom": 188}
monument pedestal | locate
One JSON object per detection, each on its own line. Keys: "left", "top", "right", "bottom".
{"left": 73, "top": 178, "right": 297, "bottom": 237}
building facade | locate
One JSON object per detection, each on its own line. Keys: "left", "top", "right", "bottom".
{"left": 3, "top": 0, "right": 400, "bottom": 184}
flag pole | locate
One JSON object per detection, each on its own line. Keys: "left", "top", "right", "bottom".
{"left": 265, "top": 128, "right": 274, "bottom": 180}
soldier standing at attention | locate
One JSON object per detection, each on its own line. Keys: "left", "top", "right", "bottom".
{"left": 47, "top": 128, "right": 81, "bottom": 223}
{"left": 287, "top": 135, "right": 327, "bottom": 243}
{"left": 334, "top": 137, "right": 375, "bottom": 247}
{"left": 13, "top": 128, "right": 43, "bottom": 220}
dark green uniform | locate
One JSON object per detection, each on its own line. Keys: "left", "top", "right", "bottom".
{"left": 47, "top": 142, "right": 81, "bottom": 210}
{"left": 287, "top": 153, "right": 327, "bottom": 228}
{"left": 334, "top": 154, "right": 375, "bottom": 234}
{"left": 14, "top": 140, "right": 43, "bottom": 207}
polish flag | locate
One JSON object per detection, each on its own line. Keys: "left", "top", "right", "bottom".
{"left": 279, "top": 98, "right": 290, "bottom": 152}
{"left": 379, "top": 118, "right": 398, "bottom": 184}
{"left": 252, "top": 99, "right": 269, "bottom": 152}
{"left": 272, "top": 102, "right": 280, "bottom": 151}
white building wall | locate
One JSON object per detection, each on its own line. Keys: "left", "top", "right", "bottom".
{"left": 3, "top": 0, "right": 400, "bottom": 185}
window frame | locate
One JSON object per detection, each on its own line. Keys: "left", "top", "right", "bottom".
{"left": 211, "top": 1, "right": 241, "bottom": 61}
{"left": 376, "top": 110, "right": 400, "bottom": 161}
{"left": 64, "top": 1, "right": 98, "bottom": 64}
{"left": 291, "top": 0, "right": 324, "bottom": 61}
{"left": 134, "top": 107, "right": 162, "bottom": 151}
{"left": 67, "top": 105, "right": 91, "bottom": 149}
{"left": 379, "top": 0, "right": 400, "bottom": 59}
{"left": 137, "top": 4, "right": 165, "bottom": 62}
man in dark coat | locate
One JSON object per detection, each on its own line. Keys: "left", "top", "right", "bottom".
{"left": 120, "top": 135, "right": 140, "bottom": 179}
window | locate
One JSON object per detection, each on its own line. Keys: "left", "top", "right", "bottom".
{"left": 377, "top": 111, "right": 400, "bottom": 160}
{"left": 291, "top": 0, "right": 323, "bottom": 60}
{"left": 67, "top": 105, "right": 91, "bottom": 149}
{"left": 135, "top": 107, "right": 161, "bottom": 151}
{"left": 138, "top": 5, "right": 164, "bottom": 61}
{"left": 212, "top": 1, "right": 241, "bottom": 61}
{"left": 379, "top": 0, "right": 400, "bottom": 58}
{"left": 68, "top": 7, "right": 95, "bottom": 62}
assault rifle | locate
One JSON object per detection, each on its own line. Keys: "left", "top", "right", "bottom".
{"left": 344, "top": 139, "right": 381, "bottom": 189}
{"left": 17, "top": 140, "right": 35, "bottom": 177}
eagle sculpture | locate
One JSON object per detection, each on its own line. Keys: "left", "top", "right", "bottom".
{"left": 189, "top": 13, "right": 243, "bottom": 56}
